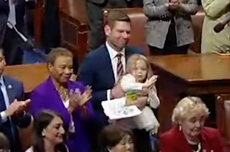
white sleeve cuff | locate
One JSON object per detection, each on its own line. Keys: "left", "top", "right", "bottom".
{"left": 0, "top": 111, "right": 8, "bottom": 122}
{"left": 107, "top": 89, "right": 111, "bottom": 100}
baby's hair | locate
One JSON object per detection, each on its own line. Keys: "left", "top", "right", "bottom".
{"left": 126, "top": 54, "right": 153, "bottom": 80}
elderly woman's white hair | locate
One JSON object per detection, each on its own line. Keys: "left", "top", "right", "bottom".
{"left": 171, "top": 96, "right": 210, "bottom": 124}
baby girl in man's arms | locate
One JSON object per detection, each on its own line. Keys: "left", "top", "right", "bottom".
{"left": 116, "top": 54, "right": 160, "bottom": 150}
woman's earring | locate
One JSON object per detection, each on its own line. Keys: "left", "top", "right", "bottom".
{"left": 179, "top": 125, "right": 182, "bottom": 131}
{"left": 42, "top": 131, "right": 46, "bottom": 137}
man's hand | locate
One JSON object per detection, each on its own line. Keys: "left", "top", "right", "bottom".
{"left": 111, "top": 84, "right": 125, "bottom": 99}
{"left": 135, "top": 96, "right": 148, "bottom": 110}
{"left": 5, "top": 99, "right": 30, "bottom": 117}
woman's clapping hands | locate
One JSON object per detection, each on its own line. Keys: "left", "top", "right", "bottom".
{"left": 68, "top": 86, "right": 92, "bottom": 112}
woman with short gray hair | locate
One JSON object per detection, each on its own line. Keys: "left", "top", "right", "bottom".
{"left": 160, "top": 96, "right": 224, "bottom": 152}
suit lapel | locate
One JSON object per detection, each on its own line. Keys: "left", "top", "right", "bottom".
{"left": 103, "top": 45, "right": 115, "bottom": 84}
{"left": 3, "top": 76, "right": 14, "bottom": 104}
{"left": 46, "top": 77, "right": 71, "bottom": 122}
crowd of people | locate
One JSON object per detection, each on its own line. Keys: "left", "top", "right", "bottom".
{"left": 0, "top": 0, "right": 229, "bottom": 152}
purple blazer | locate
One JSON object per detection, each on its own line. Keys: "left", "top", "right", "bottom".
{"left": 30, "top": 77, "right": 96, "bottom": 152}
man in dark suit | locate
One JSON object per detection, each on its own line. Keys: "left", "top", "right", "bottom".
{"left": 85, "top": 0, "right": 128, "bottom": 50}
{"left": 0, "top": 48, "right": 32, "bottom": 152}
{"left": 0, "top": 0, "right": 36, "bottom": 65}
{"left": 78, "top": 11, "right": 151, "bottom": 152}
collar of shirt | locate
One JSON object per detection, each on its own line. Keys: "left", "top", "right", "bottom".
{"left": 106, "top": 41, "right": 125, "bottom": 60}
{"left": 0, "top": 75, "right": 4, "bottom": 86}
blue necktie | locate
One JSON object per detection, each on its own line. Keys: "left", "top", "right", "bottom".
{"left": 0, "top": 86, "right": 6, "bottom": 112}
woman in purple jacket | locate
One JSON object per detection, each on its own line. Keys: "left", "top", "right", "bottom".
{"left": 30, "top": 47, "right": 97, "bottom": 152}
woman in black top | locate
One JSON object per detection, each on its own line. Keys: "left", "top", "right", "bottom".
{"left": 26, "top": 110, "right": 68, "bottom": 152}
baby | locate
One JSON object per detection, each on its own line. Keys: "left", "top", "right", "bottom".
{"left": 117, "top": 54, "right": 160, "bottom": 150}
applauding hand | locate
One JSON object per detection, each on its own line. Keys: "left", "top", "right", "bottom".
{"left": 167, "top": 0, "right": 180, "bottom": 11}
{"left": 6, "top": 99, "right": 30, "bottom": 117}
{"left": 80, "top": 86, "right": 92, "bottom": 106}
{"left": 145, "top": 75, "right": 158, "bottom": 87}
{"left": 68, "top": 86, "right": 92, "bottom": 112}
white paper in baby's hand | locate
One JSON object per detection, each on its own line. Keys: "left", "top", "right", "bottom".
{"left": 101, "top": 97, "right": 141, "bottom": 120}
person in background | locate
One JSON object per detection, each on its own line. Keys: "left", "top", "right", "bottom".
{"left": 26, "top": 110, "right": 68, "bottom": 152}
{"left": 0, "top": 132, "right": 10, "bottom": 152}
{"left": 143, "top": 0, "right": 198, "bottom": 55}
{"left": 0, "top": 0, "right": 36, "bottom": 65}
{"left": 30, "top": 48, "right": 97, "bottom": 152}
{"left": 0, "top": 48, "right": 32, "bottom": 152}
{"left": 78, "top": 11, "right": 151, "bottom": 152}
{"left": 42, "top": 0, "right": 61, "bottom": 51}
{"left": 99, "top": 124, "right": 135, "bottom": 152}
{"left": 85, "top": 0, "right": 128, "bottom": 50}
{"left": 160, "top": 96, "right": 224, "bottom": 152}
{"left": 127, "top": 0, "right": 143, "bottom": 7}
{"left": 201, "top": 0, "right": 230, "bottom": 53}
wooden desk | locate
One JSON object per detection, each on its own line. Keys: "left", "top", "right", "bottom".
{"left": 4, "top": 63, "right": 49, "bottom": 93}
{"left": 59, "top": 0, "right": 89, "bottom": 64}
{"left": 149, "top": 53, "right": 230, "bottom": 133}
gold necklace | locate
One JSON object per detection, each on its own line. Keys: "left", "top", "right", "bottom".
{"left": 57, "top": 85, "right": 69, "bottom": 101}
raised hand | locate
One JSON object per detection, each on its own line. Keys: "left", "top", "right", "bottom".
{"left": 166, "top": 0, "right": 180, "bottom": 11}
{"left": 143, "top": 75, "right": 158, "bottom": 88}
{"left": 5, "top": 99, "right": 30, "bottom": 117}
{"left": 68, "top": 86, "right": 92, "bottom": 112}
{"left": 80, "top": 86, "right": 92, "bottom": 106}
{"left": 69, "top": 88, "right": 82, "bottom": 111}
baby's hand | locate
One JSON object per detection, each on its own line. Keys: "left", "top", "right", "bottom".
{"left": 143, "top": 75, "right": 158, "bottom": 88}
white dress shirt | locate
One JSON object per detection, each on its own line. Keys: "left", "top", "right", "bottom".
{"left": 62, "top": 99, "right": 75, "bottom": 133}
{"left": 106, "top": 41, "right": 126, "bottom": 100}
{"left": 106, "top": 41, "right": 126, "bottom": 82}
{"left": 0, "top": 76, "right": 10, "bottom": 122}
